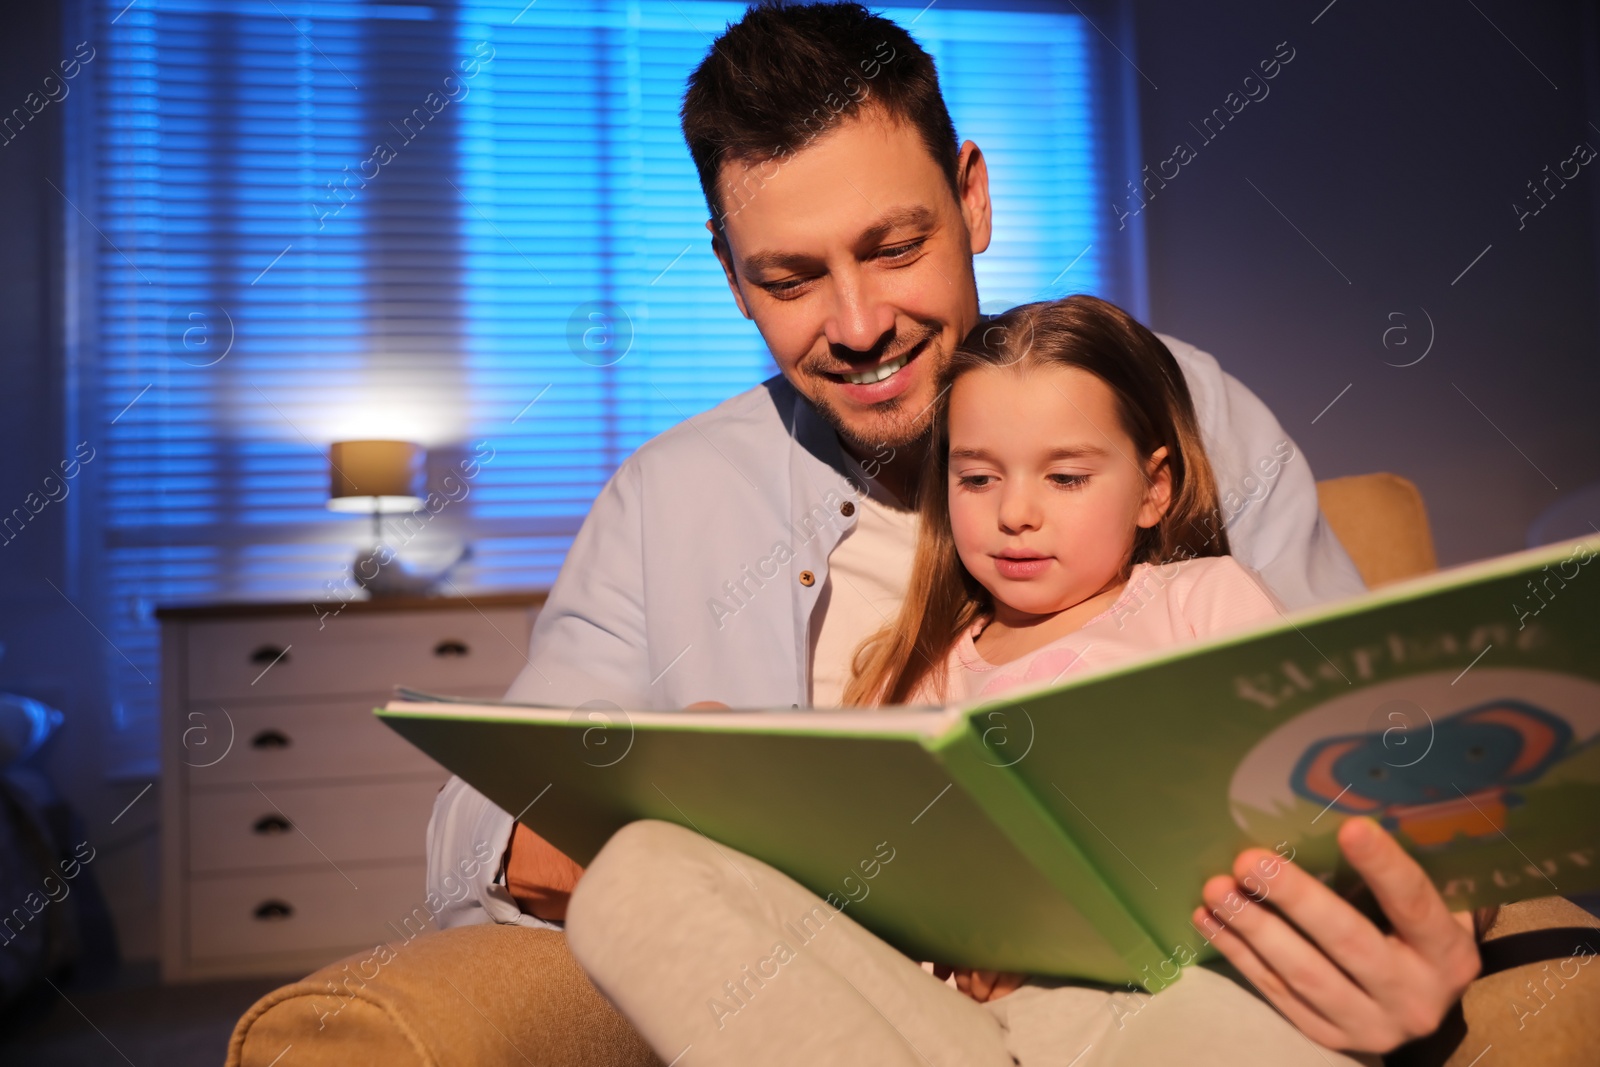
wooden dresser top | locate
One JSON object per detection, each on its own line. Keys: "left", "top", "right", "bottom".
{"left": 154, "top": 590, "right": 546, "bottom": 621}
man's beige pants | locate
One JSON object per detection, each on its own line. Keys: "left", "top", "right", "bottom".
{"left": 566, "top": 821, "right": 1368, "bottom": 1067}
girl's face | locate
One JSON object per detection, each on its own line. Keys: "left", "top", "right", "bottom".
{"left": 946, "top": 363, "right": 1172, "bottom": 619}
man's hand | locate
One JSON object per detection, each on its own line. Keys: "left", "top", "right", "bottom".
{"left": 505, "top": 822, "right": 585, "bottom": 921}
{"left": 931, "top": 964, "right": 1025, "bottom": 1003}
{"left": 1193, "top": 817, "right": 1480, "bottom": 1053}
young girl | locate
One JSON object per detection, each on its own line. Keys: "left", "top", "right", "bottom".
{"left": 833, "top": 293, "right": 1288, "bottom": 1006}
{"left": 843, "top": 293, "right": 1282, "bottom": 712}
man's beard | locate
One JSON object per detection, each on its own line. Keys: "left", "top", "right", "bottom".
{"left": 800, "top": 325, "right": 945, "bottom": 455}
{"left": 808, "top": 389, "right": 934, "bottom": 456}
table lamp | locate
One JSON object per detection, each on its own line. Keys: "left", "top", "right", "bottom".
{"left": 327, "top": 439, "right": 425, "bottom": 593}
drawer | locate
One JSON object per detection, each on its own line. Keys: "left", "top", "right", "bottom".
{"left": 181, "top": 696, "right": 494, "bottom": 787}
{"left": 188, "top": 779, "right": 445, "bottom": 874}
{"left": 187, "top": 861, "right": 436, "bottom": 962}
{"left": 185, "top": 608, "right": 535, "bottom": 702}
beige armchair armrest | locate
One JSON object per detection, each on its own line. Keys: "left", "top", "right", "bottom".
{"left": 1391, "top": 896, "right": 1600, "bottom": 1066}
{"left": 226, "top": 924, "right": 660, "bottom": 1067}
{"left": 1316, "top": 473, "right": 1438, "bottom": 588}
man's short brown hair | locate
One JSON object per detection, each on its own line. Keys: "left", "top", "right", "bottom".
{"left": 681, "top": 1, "right": 960, "bottom": 228}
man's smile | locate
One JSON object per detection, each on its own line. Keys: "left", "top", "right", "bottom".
{"left": 827, "top": 337, "right": 932, "bottom": 408}
{"left": 821, "top": 334, "right": 931, "bottom": 386}
{"left": 837, "top": 346, "right": 916, "bottom": 385}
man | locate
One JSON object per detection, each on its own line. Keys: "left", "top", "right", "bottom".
{"left": 427, "top": 2, "right": 1479, "bottom": 1060}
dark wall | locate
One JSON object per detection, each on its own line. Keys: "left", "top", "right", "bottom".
{"left": 0, "top": 0, "right": 160, "bottom": 961}
{"left": 1128, "top": 0, "right": 1600, "bottom": 566}
{"left": 1, "top": 6, "right": 67, "bottom": 580}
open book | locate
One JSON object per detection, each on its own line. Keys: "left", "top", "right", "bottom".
{"left": 377, "top": 535, "right": 1600, "bottom": 990}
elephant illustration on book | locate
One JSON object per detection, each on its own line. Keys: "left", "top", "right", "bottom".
{"left": 1288, "top": 700, "right": 1573, "bottom": 847}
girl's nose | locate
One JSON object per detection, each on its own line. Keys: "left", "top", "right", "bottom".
{"left": 996, "top": 486, "right": 1042, "bottom": 535}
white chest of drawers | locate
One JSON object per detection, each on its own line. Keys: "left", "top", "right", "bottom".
{"left": 157, "top": 593, "right": 542, "bottom": 981}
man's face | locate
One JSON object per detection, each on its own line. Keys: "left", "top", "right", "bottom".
{"left": 709, "top": 110, "right": 992, "bottom": 456}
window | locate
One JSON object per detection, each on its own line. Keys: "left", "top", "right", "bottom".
{"left": 82, "top": 0, "right": 1140, "bottom": 773}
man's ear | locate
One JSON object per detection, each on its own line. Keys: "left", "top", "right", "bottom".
{"left": 707, "top": 219, "right": 753, "bottom": 320}
{"left": 955, "top": 140, "right": 993, "bottom": 256}
{"left": 1136, "top": 446, "right": 1173, "bottom": 529}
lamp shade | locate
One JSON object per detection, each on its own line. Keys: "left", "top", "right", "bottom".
{"left": 327, "top": 440, "right": 425, "bottom": 513}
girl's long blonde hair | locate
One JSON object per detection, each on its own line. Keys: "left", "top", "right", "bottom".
{"left": 842, "top": 295, "right": 1231, "bottom": 707}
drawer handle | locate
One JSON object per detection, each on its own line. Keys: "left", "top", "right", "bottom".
{"left": 249, "top": 644, "right": 290, "bottom": 666}
{"left": 250, "top": 729, "right": 291, "bottom": 750}
{"left": 253, "top": 900, "right": 294, "bottom": 922}
{"left": 253, "top": 814, "right": 293, "bottom": 835}
{"left": 433, "top": 639, "right": 470, "bottom": 658}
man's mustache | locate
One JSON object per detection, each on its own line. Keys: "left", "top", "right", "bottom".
{"left": 809, "top": 328, "right": 940, "bottom": 377}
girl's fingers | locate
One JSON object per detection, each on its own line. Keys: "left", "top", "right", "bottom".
{"left": 950, "top": 969, "right": 1022, "bottom": 1003}
{"left": 991, "top": 972, "right": 1026, "bottom": 1000}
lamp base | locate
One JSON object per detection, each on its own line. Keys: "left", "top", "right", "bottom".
{"left": 350, "top": 541, "right": 473, "bottom": 598}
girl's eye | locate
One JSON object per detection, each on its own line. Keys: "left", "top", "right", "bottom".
{"left": 1049, "top": 474, "right": 1089, "bottom": 490}
{"left": 957, "top": 474, "right": 992, "bottom": 489}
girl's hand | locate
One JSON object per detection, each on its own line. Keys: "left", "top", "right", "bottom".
{"left": 933, "top": 964, "right": 1025, "bottom": 1003}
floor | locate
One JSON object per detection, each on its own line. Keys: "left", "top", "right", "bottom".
{"left": 0, "top": 961, "right": 287, "bottom": 1067}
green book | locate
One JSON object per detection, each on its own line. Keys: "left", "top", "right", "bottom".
{"left": 377, "top": 535, "right": 1600, "bottom": 991}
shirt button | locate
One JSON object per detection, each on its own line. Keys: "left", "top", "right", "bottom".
{"left": 840, "top": 501, "right": 856, "bottom": 517}
{"left": 799, "top": 570, "right": 816, "bottom": 587}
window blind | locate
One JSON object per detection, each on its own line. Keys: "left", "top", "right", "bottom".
{"left": 87, "top": 0, "right": 1121, "bottom": 774}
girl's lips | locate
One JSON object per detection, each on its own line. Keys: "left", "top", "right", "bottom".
{"left": 993, "top": 556, "right": 1052, "bottom": 580}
